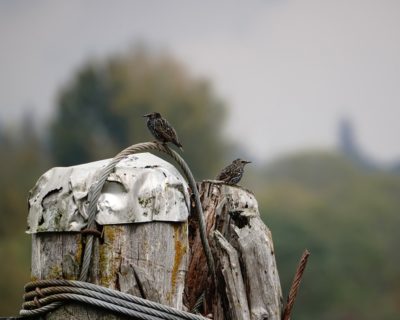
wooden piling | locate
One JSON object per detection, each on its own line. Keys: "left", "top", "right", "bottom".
{"left": 28, "top": 154, "right": 190, "bottom": 319}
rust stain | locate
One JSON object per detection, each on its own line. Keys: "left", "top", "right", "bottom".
{"left": 98, "top": 241, "right": 111, "bottom": 286}
{"left": 98, "top": 226, "right": 123, "bottom": 287}
{"left": 169, "top": 223, "right": 187, "bottom": 303}
{"left": 48, "top": 265, "right": 62, "bottom": 279}
{"left": 103, "top": 225, "right": 118, "bottom": 242}
{"left": 75, "top": 236, "right": 83, "bottom": 264}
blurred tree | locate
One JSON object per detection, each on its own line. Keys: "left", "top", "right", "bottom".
{"left": 50, "top": 47, "right": 230, "bottom": 179}
{"left": 2, "top": 46, "right": 400, "bottom": 320}
{"left": 253, "top": 151, "right": 400, "bottom": 320}
{"left": 0, "top": 115, "right": 49, "bottom": 314}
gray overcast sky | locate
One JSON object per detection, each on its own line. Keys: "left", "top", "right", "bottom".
{"left": 1, "top": 0, "right": 399, "bottom": 162}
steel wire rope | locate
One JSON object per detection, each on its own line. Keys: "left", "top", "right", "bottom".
{"left": 21, "top": 293, "right": 171, "bottom": 320}
{"left": 79, "top": 142, "right": 215, "bottom": 282}
{"left": 23, "top": 280, "right": 207, "bottom": 320}
{"left": 23, "top": 291, "right": 188, "bottom": 320}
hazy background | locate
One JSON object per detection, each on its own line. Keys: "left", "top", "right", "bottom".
{"left": 1, "top": 1, "right": 400, "bottom": 319}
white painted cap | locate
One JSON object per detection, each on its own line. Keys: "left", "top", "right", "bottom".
{"left": 27, "top": 153, "right": 190, "bottom": 233}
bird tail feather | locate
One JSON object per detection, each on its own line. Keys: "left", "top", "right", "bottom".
{"left": 174, "top": 140, "right": 184, "bottom": 152}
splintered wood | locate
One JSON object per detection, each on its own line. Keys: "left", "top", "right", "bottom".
{"left": 185, "top": 181, "right": 283, "bottom": 320}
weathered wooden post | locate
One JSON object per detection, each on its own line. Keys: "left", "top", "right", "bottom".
{"left": 22, "top": 144, "right": 285, "bottom": 320}
{"left": 186, "top": 181, "right": 283, "bottom": 320}
{"left": 27, "top": 153, "right": 190, "bottom": 319}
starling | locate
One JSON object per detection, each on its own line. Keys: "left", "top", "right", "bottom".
{"left": 216, "top": 159, "right": 251, "bottom": 185}
{"left": 143, "top": 112, "right": 184, "bottom": 151}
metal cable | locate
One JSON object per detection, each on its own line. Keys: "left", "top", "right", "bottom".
{"left": 20, "top": 279, "right": 209, "bottom": 320}
{"left": 23, "top": 287, "right": 187, "bottom": 320}
{"left": 24, "top": 280, "right": 207, "bottom": 320}
{"left": 159, "top": 145, "right": 216, "bottom": 281}
{"left": 21, "top": 293, "right": 165, "bottom": 320}
{"left": 79, "top": 142, "right": 215, "bottom": 282}
{"left": 24, "top": 292, "right": 181, "bottom": 320}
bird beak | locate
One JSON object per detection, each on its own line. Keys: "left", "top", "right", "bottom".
{"left": 244, "top": 160, "right": 252, "bottom": 164}
{"left": 143, "top": 114, "right": 151, "bottom": 117}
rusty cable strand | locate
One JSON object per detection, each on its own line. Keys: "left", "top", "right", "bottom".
{"left": 79, "top": 142, "right": 215, "bottom": 283}
{"left": 282, "top": 249, "right": 310, "bottom": 320}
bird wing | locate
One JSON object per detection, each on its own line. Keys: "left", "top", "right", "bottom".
{"left": 216, "top": 164, "right": 234, "bottom": 181}
{"left": 155, "top": 118, "right": 180, "bottom": 143}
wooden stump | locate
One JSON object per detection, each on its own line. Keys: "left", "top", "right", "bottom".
{"left": 186, "top": 181, "right": 283, "bottom": 320}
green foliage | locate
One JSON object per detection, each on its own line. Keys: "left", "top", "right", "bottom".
{"left": 255, "top": 151, "right": 400, "bottom": 319}
{"left": 50, "top": 48, "right": 229, "bottom": 179}
{"left": 0, "top": 127, "right": 49, "bottom": 314}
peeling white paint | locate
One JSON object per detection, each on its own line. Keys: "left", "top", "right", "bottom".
{"left": 27, "top": 153, "right": 190, "bottom": 233}
{"left": 205, "top": 179, "right": 259, "bottom": 218}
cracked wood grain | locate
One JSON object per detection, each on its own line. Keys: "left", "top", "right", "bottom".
{"left": 31, "top": 222, "right": 188, "bottom": 319}
{"left": 185, "top": 181, "right": 283, "bottom": 320}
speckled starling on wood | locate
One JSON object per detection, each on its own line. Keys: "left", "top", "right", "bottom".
{"left": 216, "top": 158, "right": 251, "bottom": 185}
{"left": 143, "top": 112, "right": 184, "bottom": 151}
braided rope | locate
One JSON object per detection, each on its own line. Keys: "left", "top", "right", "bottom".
{"left": 282, "top": 250, "right": 310, "bottom": 320}
{"left": 80, "top": 142, "right": 215, "bottom": 282}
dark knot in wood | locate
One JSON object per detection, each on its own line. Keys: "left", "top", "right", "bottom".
{"left": 228, "top": 210, "right": 249, "bottom": 228}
